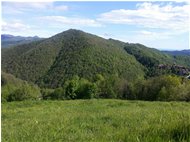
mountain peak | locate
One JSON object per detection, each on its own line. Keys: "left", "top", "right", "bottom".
{"left": 62, "top": 29, "right": 85, "bottom": 34}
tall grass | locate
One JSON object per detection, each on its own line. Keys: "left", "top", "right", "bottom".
{"left": 2, "top": 100, "right": 190, "bottom": 142}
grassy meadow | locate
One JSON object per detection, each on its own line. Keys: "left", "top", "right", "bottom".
{"left": 2, "top": 99, "right": 190, "bottom": 142}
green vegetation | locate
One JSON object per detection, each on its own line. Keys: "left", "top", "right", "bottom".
{"left": 1, "top": 29, "right": 190, "bottom": 142}
{"left": 124, "top": 43, "right": 190, "bottom": 76}
{"left": 1, "top": 72, "right": 41, "bottom": 102}
{"left": 124, "top": 43, "right": 174, "bottom": 66}
{"left": 2, "top": 29, "right": 145, "bottom": 88}
{"left": 2, "top": 72, "right": 190, "bottom": 102}
{"left": 3, "top": 29, "right": 189, "bottom": 89}
{"left": 2, "top": 38, "right": 61, "bottom": 82}
{"left": 38, "top": 30, "right": 145, "bottom": 88}
{"left": 42, "top": 74, "right": 190, "bottom": 102}
{"left": 2, "top": 100, "right": 190, "bottom": 142}
{"left": 130, "top": 75, "right": 190, "bottom": 101}
{"left": 1, "top": 29, "right": 190, "bottom": 102}
{"left": 173, "top": 55, "right": 190, "bottom": 67}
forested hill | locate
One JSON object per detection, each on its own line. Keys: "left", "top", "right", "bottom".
{"left": 2, "top": 29, "right": 190, "bottom": 88}
{"left": 2, "top": 29, "right": 145, "bottom": 88}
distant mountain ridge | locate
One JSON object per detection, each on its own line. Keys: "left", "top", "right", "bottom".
{"left": 1, "top": 34, "right": 44, "bottom": 48}
{"left": 162, "top": 49, "right": 190, "bottom": 56}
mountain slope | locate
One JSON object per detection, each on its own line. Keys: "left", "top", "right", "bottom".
{"left": 124, "top": 43, "right": 190, "bottom": 76}
{"left": 124, "top": 43, "right": 174, "bottom": 65}
{"left": 2, "top": 37, "right": 62, "bottom": 83}
{"left": 1, "top": 34, "right": 43, "bottom": 48}
{"left": 2, "top": 29, "right": 145, "bottom": 88}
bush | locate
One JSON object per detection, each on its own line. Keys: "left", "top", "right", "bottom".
{"left": 79, "top": 82, "right": 98, "bottom": 99}
{"left": 1, "top": 84, "right": 17, "bottom": 102}
{"left": 50, "top": 88, "right": 65, "bottom": 100}
{"left": 8, "top": 84, "right": 41, "bottom": 101}
{"left": 41, "top": 88, "right": 54, "bottom": 100}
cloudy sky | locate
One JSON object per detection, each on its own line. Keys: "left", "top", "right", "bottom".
{"left": 2, "top": 1, "right": 190, "bottom": 50}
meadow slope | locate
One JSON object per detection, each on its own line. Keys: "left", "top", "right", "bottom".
{"left": 2, "top": 100, "right": 190, "bottom": 142}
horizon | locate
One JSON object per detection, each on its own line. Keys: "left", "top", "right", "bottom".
{"left": 2, "top": 1, "right": 190, "bottom": 50}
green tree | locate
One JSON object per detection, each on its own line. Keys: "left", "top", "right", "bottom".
{"left": 64, "top": 76, "right": 80, "bottom": 99}
{"left": 50, "top": 88, "right": 65, "bottom": 100}
{"left": 79, "top": 82, "right": 98, "bottom": 99}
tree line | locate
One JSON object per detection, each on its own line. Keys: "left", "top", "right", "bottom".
{"left": 2, "top": 74, "right": 190, "bottom": 102}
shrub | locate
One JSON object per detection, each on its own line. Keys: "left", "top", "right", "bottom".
{"left": 1, "top": 84, "right": 17, "bottom": 102}
{"left": 50, "top": 88, "right": 65, "bottom": 100}
{"left": 80, "top": 82, "right": 98, "bottom": 99}
{"left": 8, "top": 84, "right": 41, "bottom": 101}
{"left": 41, "top": 88, "right": 54, "bottom": 100}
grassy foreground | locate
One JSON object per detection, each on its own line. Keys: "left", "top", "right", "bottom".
{"left": 2, "top": 100, "right": 190, "bottom": 142}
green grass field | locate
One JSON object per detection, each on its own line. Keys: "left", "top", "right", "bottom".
{"left": 2, "top": 100, "right": 190, "bottom": 142}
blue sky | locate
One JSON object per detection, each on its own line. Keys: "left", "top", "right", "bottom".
{"left": 2, "top": 1, "right": 189, "bottom": 50}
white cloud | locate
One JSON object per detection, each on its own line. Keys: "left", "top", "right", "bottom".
{"left": 2, "top": 21, "right": 31, "bottom": 32}
{"left": 40, "top": 16, "right": 102, "bottom": 27}
{"left": 1, "top": 20, "right": 52, "bottom": 37}
{"left": 98, "top": 2, "right": 190, "bottom": 33}
{"left": 139, "top": 30, "right": 153, "bottom": 35}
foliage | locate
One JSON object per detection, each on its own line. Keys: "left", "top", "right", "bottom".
{"left": 64, "top": 76, "right": 80, "bottom": 99}
{"left": 1, "top": 84, "right": 17, "bottom": 102}
{"left": 41, "top": 88, "right": 55, "bottom": 100}
{"left": 42, "top": 76, "right": 98, "bottom": 100}
{"left": 76, "top": 78, "right": 98, "bottom": 99}
{"left": 1, "top": 72, "right": 41, "bottom": 102}
{"left": 8, "top": 84, "right": 41, "bottom": 101}
{"left": 95, "top": 75, "right": 121, "bottom": 99}
{"left": 173, "top": 55, "right": 190, "bottom": 67}
{"left": 2, "top": 71, "right": 190, "bottom": 102}
{"left": 130, "top": 75, "right": 190, "bottom": 101}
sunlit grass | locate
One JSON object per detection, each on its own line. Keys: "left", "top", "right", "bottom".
{"left": 2, "top": 99, "right": 190, "bottom": 142}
